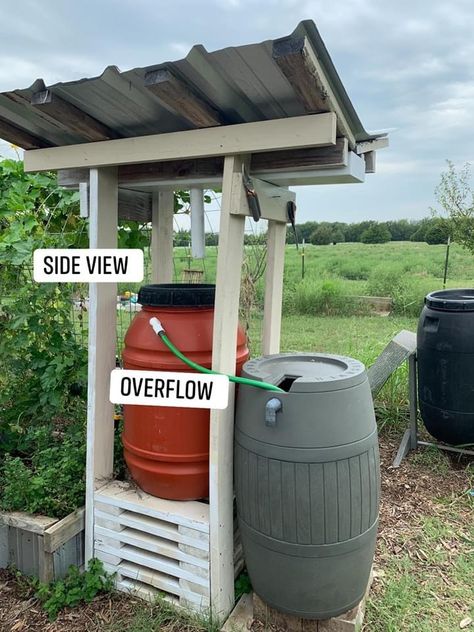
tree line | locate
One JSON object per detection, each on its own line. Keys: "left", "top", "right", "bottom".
{"left": 173, "top": 217, "right": 450, "bottom": 247}
{"left": 286, "top": 217, "right": 450, "bottom": 245}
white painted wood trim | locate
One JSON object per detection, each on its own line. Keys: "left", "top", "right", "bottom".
{"left": 96, "top": 542, "right": 209, "bottom": 587}
{"left": 261, "top": 151, "right": 365, "bottom": 186}
{"left": 23, "top": 113, "right": 337, "bottom": 172}
{"left": 355, "top": 137, "right": 389, "bottom": 154}
{"left": 95, "top": 524, "right": 208, "bottom": 569}
{"left": 262, "top": 221, "right": 287, "bottom": 355}
{"left": 94, "top": 482, "right": 209, "bottom": 532}
{"left": 85, "top": 167, "right": 118, "bottom": 563}
{"left": 209, "top": 155, "right": 247, "bottom": 619}
{"left": 151, "top": 190, "right": 174, "bottom": 283}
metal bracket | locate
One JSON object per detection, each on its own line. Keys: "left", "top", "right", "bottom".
{"left": 242, "top": 166, "right": 261, "bottom": 222}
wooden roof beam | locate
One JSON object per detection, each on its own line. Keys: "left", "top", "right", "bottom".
{"left": 24, "top": 112, "right": 337, "bottom": 172}
{"left": 273, "top": 36, "right": 356, "bottom": 149}
{"left": 31, "top": 89, "right": 119, "bottom": 142}
{"left": 0, "top": 117, "right": 52, "bottom": 150}
{"left": 145, "top": 69, "right": 224, "bottom": 128}
{"left": 57, "top": 138, "right": 347, "bottom": 188}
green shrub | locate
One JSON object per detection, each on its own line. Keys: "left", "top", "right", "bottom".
{"left": 0, "top": 424, "right": 86, "bottom": 518}
{"left": 35, "top": 558, "right": 114, "bottom": 620}
{"left": 293, "top": 279, "right": 349, "bottom": 316}
{"left": 367, "top": 267, "right": 438, "bottom": 317}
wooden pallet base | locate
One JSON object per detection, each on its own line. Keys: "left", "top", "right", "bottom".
{"left": 226, "top": 571, "right": 373, "bottom": 632}
{"left": 94, "top": 481, "right": 243, "bottom": 612}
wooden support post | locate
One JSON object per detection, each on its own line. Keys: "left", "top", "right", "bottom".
{"left": 85, "top": 167, "right": 118, "bottom": 562}
{"left": 151, "top": 191, "right": 174, "bottom": 283}
{"left": 209, "top": 155, "right": 246, "bottom": 618}
{"left": 262, "top": 220, "right": 287, "bottom": 355}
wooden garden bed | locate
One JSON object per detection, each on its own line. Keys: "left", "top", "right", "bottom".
{"left": 0, "top": 507, "right": 84, "bottom": 583}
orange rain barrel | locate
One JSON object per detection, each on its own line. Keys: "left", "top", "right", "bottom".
{"left": 122, "top": 284, "right": 249, "bottom": 501}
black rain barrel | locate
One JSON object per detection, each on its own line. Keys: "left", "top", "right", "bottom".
{"left": 235, "top": 353, "right": 380, "bottom": 619}
{"left": 418, "top": 288, "right": 474, "bottom": 445}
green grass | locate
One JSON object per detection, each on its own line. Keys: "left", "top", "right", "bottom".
{"left": 104, "top": 593, "right": 221, "bottom": 632}
{"left": 365, "top": 510, "right": 474, "bottom": 631}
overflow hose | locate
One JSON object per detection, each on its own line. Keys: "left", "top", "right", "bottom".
{"left": 149, "top": 317, "right": 283, "bottom": 393}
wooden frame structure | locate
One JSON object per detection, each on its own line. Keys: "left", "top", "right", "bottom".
{"left": 2, "top": 20, "right": 389, "bottom": 622}
{"left": 24, "top": 114, "right": 345, "bottom": 616}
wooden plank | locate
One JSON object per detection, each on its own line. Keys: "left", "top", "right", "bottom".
{"left": 57, "top": 141, "right": 347, "bottom": 189}
{"left": 94, "top": 509, "right": 208, "bottom": 551}
{"left": 262, "top": 220, "right": 287, "bottom": 355}
{"left": 118, "top": 189, "right": 152, "bottom": 222}
{"left": 355, "top": 137, "right": 389, "bottom": 154}
{"left": 364, "top": 150, "right": 376, "bottom": 174}
{"left": 261, "top": 150, "right": 365, "bottom": 186}
{"left": 85, "top": 168, "right": 118, "bottom": 563}
{"left": 103, "top": 561, "right": 211, "bottom": 607}
{"left": 24, "top": 113, "right": 337, "bottom": 172}
{"left": 95, "top": 524, "right": 208, "bottom": 569}
{"left": 0, "top": 117, "right": 52, "bottom": 150}
{"left": 95, "top": 542, "right": 209, "bottom": 587}
{"left": 95, "top": 481, "right": 209, "bottom": 532}
{"left": 367, "top": 330, "right": 416, "bottom": 395}
{"left": 209, "top": 154, "right": 247, "bottom": 618}
{"left": 221, "top": 593, "right": 254, "bottom": 632}
{"left": 145, "top": 69, "right": 223, "bottom": 128}
{"left": 151, "top": 191, "right": 174, "bottom": 283}
{"left": 0, "top": 512, "right": 57, "bottom": 534}
{"left": 43, "top": 508, "right": 85, "bottom": 554}
{"left": 0, "top": 525, "right": 8, "bottom": 568}
{"left": 252, "top": 137, "right": 348, "bottom": 173}
{"left": 37, "top": 536, "right": 55, "bottom": 583}
{"left": 273, "top": 37, "right": 355, "bottom": 148}
{"left": 31, "top": 89, "right": 118, "bottom": 142}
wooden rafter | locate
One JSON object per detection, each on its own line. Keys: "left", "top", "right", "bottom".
{"left": 145, "top": 69, "right": 223, "bottom": 128}
{"left": 273, "top": 36, "right": 355, "bottom": 148}
{"left": 0, "top": 117, "right": 51, "bottom": 150}
{"left": 31, "top": 89, "right": 119, "bottom": 142}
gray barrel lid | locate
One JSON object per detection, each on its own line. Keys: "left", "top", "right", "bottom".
{"left": 243, "top": 352, "right": 366, "bottom": 393}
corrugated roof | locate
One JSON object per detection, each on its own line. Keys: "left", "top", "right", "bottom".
{"left": 0, "top": 20, "right": 385, "bottom": 151}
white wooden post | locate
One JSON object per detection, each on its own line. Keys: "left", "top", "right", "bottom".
{"left": 85, "top": 167, "right": 118, "bottom": 562}
{"left": 262, "top": 220, "right": 287, "bottom": 355}
{"left": 151, "top": 190, "right": 174, "bottom": 283}
{"left": 209, "top": 155, "right": 247, "bottom": 618}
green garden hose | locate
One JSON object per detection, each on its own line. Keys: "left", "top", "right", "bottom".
{"left": 149, "top": 317, "right": 284, "bottom": 393}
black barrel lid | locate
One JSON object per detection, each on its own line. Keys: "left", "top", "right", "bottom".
{"left": 425, "top": 288, "right": 474, "bottom": 312}
{"left": 138, "top": 284, "right": 215, "bottom": 308}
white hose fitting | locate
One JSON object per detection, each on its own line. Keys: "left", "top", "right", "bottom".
{"left": 149, "top": 317, "right": 164, "bottom": 336}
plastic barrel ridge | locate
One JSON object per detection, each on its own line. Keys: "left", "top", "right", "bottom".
{"left": 122, "top": 283, "right": 249, "bottom": 501}
{"left": 418, "top": 288, "right": 474, "bottom": 445}
{"left": 235, "top": 353, "right": 380, "bottom": 620}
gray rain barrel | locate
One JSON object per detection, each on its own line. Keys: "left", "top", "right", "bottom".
{"left": 235, "top": 353, "right": 380, "bottom": 620}
{"left": 418, "top": 288, "right": 474, "bottom": 445}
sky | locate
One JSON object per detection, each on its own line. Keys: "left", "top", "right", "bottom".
{"left": 1, "top": 0, "right": 474, "bottom": 225}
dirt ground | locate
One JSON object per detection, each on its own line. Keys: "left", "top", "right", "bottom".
{"left": 0, "top": 433, "right": 472, "bottom": 632}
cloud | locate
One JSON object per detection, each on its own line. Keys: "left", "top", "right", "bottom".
{"left": 1, "top": 0, "right": 474, "bottom": 221}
